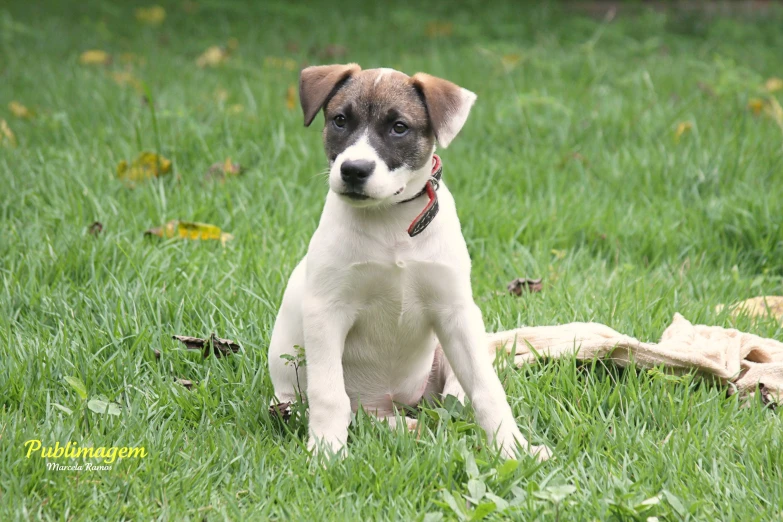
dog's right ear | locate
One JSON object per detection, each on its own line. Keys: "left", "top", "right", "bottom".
{"left": 299, "top": 63, "right": 361, "bottom": 127}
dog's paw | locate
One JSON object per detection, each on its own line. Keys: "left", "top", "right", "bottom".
{"left": 307, "top": 436, "right": 346, "bottom": 460}
{"left": 529, "top": 444, "right": 553, "bottom": 462}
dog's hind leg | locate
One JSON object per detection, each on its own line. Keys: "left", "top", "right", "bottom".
{"left": 268, "top": 259, "right": 308, "bottom": 404}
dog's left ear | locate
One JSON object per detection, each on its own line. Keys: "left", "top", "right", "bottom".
{"left": 299, "top": 63, "right": 361, "bottom": 127}
{"left": 410, "top": 73, "right": 477, "bottom": 148}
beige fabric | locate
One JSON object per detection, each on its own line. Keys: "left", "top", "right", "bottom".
{"left": 487, "top": 313, "right": 783, "bottom": 403}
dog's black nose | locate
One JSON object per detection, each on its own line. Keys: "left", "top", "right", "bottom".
{"left": 340, "top": 160, "right": 375, "bottom": 186}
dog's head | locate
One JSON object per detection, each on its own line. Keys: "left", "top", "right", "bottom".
{"left": 299, "top": 64, "right": 476, "bottom": 207}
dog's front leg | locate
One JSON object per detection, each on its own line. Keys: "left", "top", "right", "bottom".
{"left": 302, "top": 296, "right": 353, "bottom": 457}
{"left": 433, "top": 303, "right": 552, "bottom": 461}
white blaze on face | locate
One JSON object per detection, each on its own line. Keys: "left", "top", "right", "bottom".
{"left": 330, "top": 132, "right": 426, "bottom": 206}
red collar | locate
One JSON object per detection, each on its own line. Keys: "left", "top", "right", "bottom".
{"left": 401, "top": 154, "right": 442, "bottom": 237}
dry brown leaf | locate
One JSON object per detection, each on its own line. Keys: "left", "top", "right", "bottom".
{"left": 9, "top": 101, "right": 33, "bottom": 119}
{"left": 174, "top": 378, "right": 195, "bottom": 389}
{"left": 146, "top": 220, "right": 233, "bottom": 245}
{"left": 507, "top": 278, "right": 543, "bottom": 296}
{"left": 135, "top": 6, "right": 166, "bottom": 25}
{"left": 269, "top": 401, "right": 293, "bottom": 422}
{"left": 286, "top": 84, "right": 297, "bottom": 110}
{"left": 172, "top": 333, "right": 241, "bottom": 358}
{"left": 88, "top": 221, "right": 103, "bottom": 235}
{"left": 264, "top": 56, "right": 297, "bottom": 71}
{"left": 1, "top": 120, "right": 17, "bottom": 148}
{"left": 425, "top": 21, "right": 453, "bottom": 37}
{"left": 117, "top": 152, "right": 172, "bottom": 182}
{"left": 716, "top": 296, "right": 783, "bottom": 325}
{"left": 764, "top": 77, "right": 783, "bottom": 93}
{"left": 206, "top": 157, "right": 244, "bottom": 180}
{"left": 119, "top": 53, "right": 146, "bottom": 66}
{"left": 674, "top": 121, "right": 692, "bottom": 142}
{"left": 748, "top": 98, "right": 765, "bottom": 115}
{"left": 311, "top": 44, "right": 348, "bottom": 60}
{"left": 80, "top": 50, "right": 111, "bottom": 66}
{"left": 110, "top": 71, "right": 144, "bottom": 93}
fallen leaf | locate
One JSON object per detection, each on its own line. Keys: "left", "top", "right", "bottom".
{"left": 117, "top": 152, "right": 172, "bottom": 182}
{"left": 501, "top": 54, "right": 522, "bottom": 70}
{"left": 146, "top": 220, "right": 233, "bottom": 245}
{"left": 748, "top": 98, "right": 765, "bottom": 115}
{"left": 88, "top": 221, "right": 103, "bottom": 235}
{"left": 716, "top": 296, "right": 783, "bottom": 325}
{"left": 174, "top": 378, "right": 195, "bottom": 389}
{"left": 80, "top": 50, "right": 111, "bottom": 66}
{"left": 425, "top": 21, "right": 453, "bottom": 37}
{"left": 269, "top": 401, "right": 293, "bottom": 422}
{"left": 286, "top": 84, "right": 297, "bottom": 110}
{"left": 674, "top": 121, "right": 692, "bottom": 141}
{"left": 119, "top": 53, "right": 146, "bottom": 66}
{"left": 696, "top": 81, "right": 716, "bottom": 98}
{"left": 226, "top": 104, "right": 244, "bottom": 115}
{"left": 311, "top": 43, "right": 348, "bottom": 60}
{"left": 1, "top": 120, "right": 17, "bottom": 148}
{"left": 264, "top": 56, "right": 297, "bottom": 71}
{"left": 206, "top": 157, "right": 244, "bottom": 180}
{"left": 764, "top": 77, "right": 783, "bottom": 93}
{"left": 196, "top": 39, "right": 238, "bottom": 68}
{"left": 9, "top": 101, "right": 33, "bottom": 119}
{"left": 87, "top": 398, "right": 122, "bottom": 416}
{"left": 135, "top": 5, "right": 166, "bottom": 25}
{"left": 507, "top": 277, "right": 543, "bottom": 296}
{"left": 110, "top": 71, "right": 144, "bottom": 93}
{"left": 172, "top": 333, "right": 241, "bottom": 358}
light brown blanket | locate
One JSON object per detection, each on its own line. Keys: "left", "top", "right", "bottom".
{"left": 487, "top": 313, "right": 783, "bottom": 404}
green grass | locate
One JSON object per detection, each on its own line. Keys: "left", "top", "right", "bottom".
{"left": 2, "top": 1, "right": 783, "bottom": 519}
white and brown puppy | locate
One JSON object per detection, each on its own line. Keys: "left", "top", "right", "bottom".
{"left": 269, "top": 64, "right": 550, "bottom": 461}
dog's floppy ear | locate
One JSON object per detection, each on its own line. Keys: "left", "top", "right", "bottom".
{"left": 299, "top": 63, "right": 361, "bottom": 127}
{"left": 410, "top": 73, "right": 477, "bottom": 148}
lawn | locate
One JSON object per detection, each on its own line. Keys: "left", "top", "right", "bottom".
{"left": 2, "top": 0, "right": 783, "bottom": 520}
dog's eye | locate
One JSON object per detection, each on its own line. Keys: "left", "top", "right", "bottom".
{"left": 391, "top": 122, "right": 408, "bottom": 135}
{"left": 333, "top": 114, "right": 347, "bottom": 128}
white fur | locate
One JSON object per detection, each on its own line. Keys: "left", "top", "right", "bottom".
{"left": 269, "top": 162, "right": 551, "bottom": 461}
{"left": 328, "top": 132, "right": 432, "bottom": 207}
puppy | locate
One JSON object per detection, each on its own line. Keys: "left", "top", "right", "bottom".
{"left": 269, "top": 64, "right": 550, "bottom": 461}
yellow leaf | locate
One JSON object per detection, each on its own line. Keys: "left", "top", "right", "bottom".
{"left": 425, "top": 21, "right": 453, "bottom": 38}
{"left": 110, "top": 71, "right": 144, "bottom": 93}
{"left": 264, "top": 56, "right": 297, "bottom": 71}
{"left": 8, "top": 101, "right": 33, "bottom": 119}
{"left": 145, "top": 220, "right": 233, "bottom": 245}
{"left": 674, "top": 121, "right": 692, "bottom": 142}
{"left": 196, "top": 40, "right": 238, "bottom": 68}
{"left": 748, "top": 98, "right": 765, "bottom": 115}
{"left": 716, "top": 296, "right": 783, "bottom": 325}
{"left": 764, "top": 77, "right": 783, "bottom": 93}
{"left": 1, "top": 119, "right": 17, "bottom": 148}
{"left": 286, "top": 85, "right": 297, "bottom": 110}
{"left": 214, "top": 88, "right": 228, "bottom": 103}
{"left": 135, "top": 6, "right": 166, "bottom": 25}
{"left": 80, "top": 50, "right": 111, "bottom": 65}
{"left": 551, "top": 249, "right": 567, "bottom": 260}
{"left": 197, "top": 46, "right": 228, "bottom": 68}
{"left": 117, "top": 152, "right": 172, "bottom": 182}
{"left": 764, "top": 96, "right": 783, "bottom": 130}
{"left": 501, "top": 54, "right": 522, "bottom": 70}
{"left": 227, "top": 104, "right": 244, "bottom": 115}
{"left": 119, "top": 53, "right": 147, "bottom": 66}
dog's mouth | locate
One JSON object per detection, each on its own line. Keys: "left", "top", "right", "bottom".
{"left": 339, "top": 191, "right": 371, "bottom": 201}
